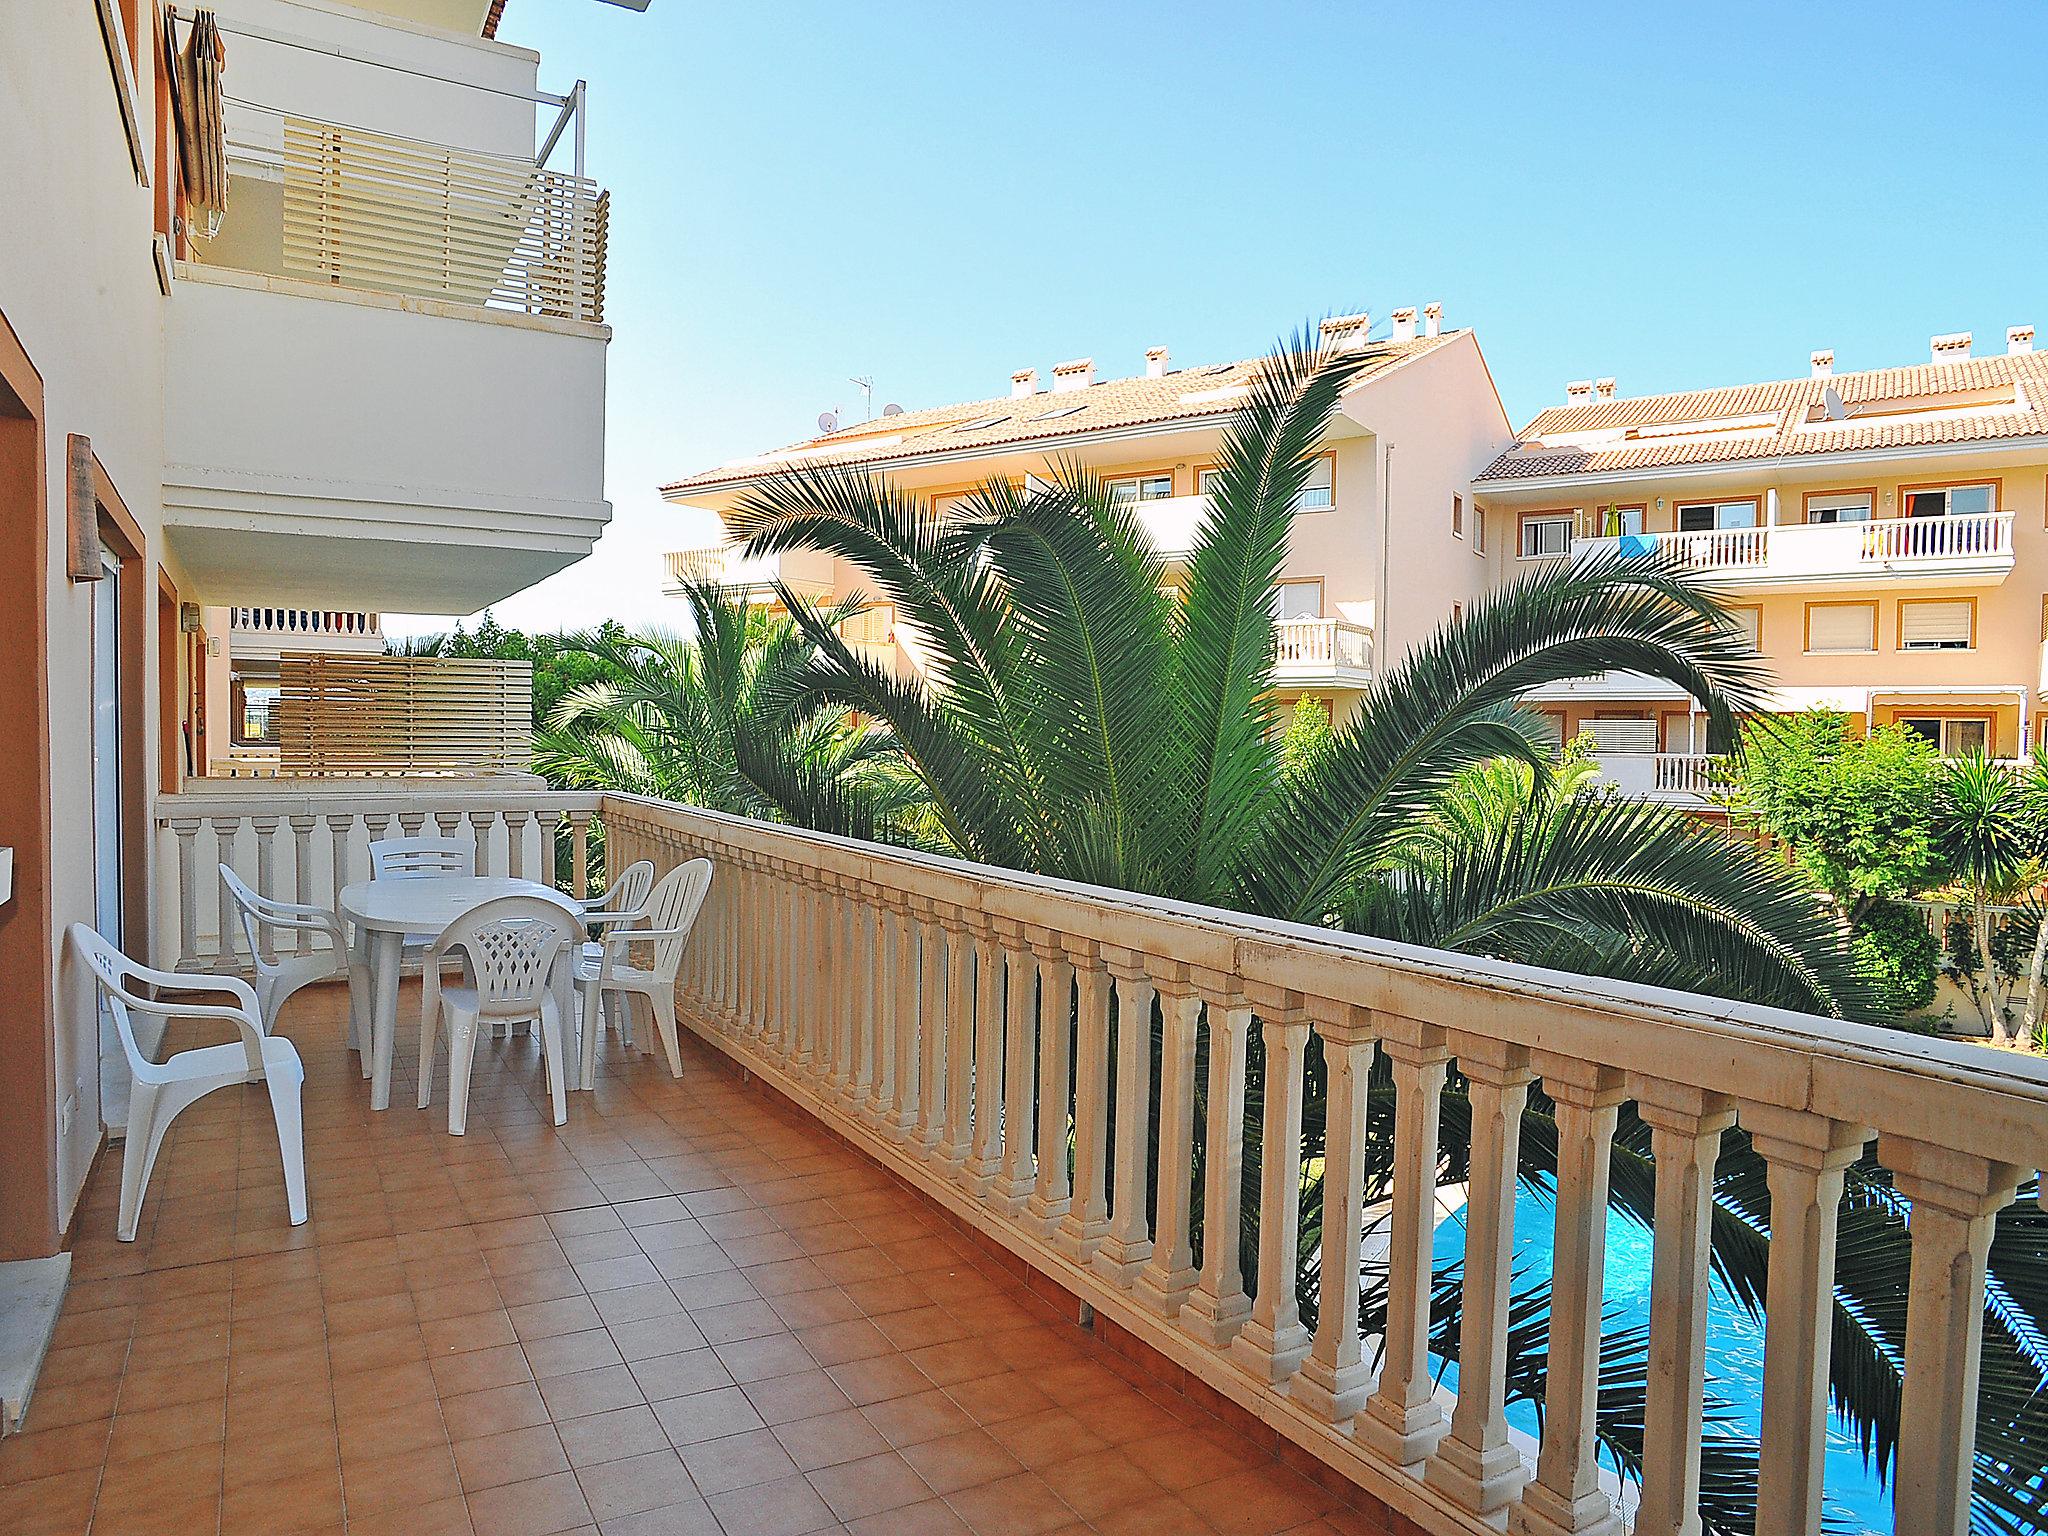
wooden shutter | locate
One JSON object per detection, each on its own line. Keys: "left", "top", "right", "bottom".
{"left": 1900, "top": 600, "right": 1972, "bottom": 649}
{"left": 271, "top": 655, "right": 531, "bottom": 776}
{"left": 1807, "top": 603, "right": 1875, "bottom": 653}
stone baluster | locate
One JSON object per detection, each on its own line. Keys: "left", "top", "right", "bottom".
{"left": 795, "top": 872, "right": 821, "bottom": 1075}
{"left": 170, "top": 819, "right": 201, "bottom": 968}
{"left": 251, "top": 816, "right": 281, "bottom": 957}
{"left": 289, "top": 815, "right": 316, "bottom": 952}
{"left": 1426, "top": 1036, "right": 1535, "bottom": 1514}
{"left": 1231, "top": 983, "right": 1312, "bottom": 1383}
{"left": 989, "top": 917, "right": 1038, "bottom": 1213}
{"left": 1131, "top": 965, "right": 1201, "bottom": 1318}
{"left": 1297, "top": 1001, "right": 1382, "bottom": 1425}
{"left": 1880, "top": 1136, "right": 2021, "bottom": 1536}
{"left": 537, "top": 809, "right": 563, "bottom": 889}
{"left": 1630, "top": 1079, "right": 1735, "bottom": 1536}
{"left": 866, "top": 890, "right": 901, "bottom": 1128}
{"left": 964, "top": 914, "right": 1007, "bottom": 1195}
{"left": 938, "top": 906, "right": 976, "bottom": 1171}
{"left": 567, "top": 811, "right": 592, "bottom": 900}
{"left": 846, "top": 888, "right": 878, "bottom": 1114}
{"left": 212, "top": 816, "right": 241, "bottom": 965}
{"left": 1743, "top": 1105, "right": 1870, "bottom": 1536}
{"left": 505, "top": 808, "right": 531, "bottom": 879}
{"left": 783, "top": 863, "right": 806, "bottom": 1059}
{"left": 825, "top": 874, "right": 854, "bottom": 1094}
{"left": 1181, "top": 978, "right": 1252, "bottom": 1347}
{"left": 397, "top": 809, "right": 428, "bottom": 837}
{"left": 1025, "top": 928, "right": 1075, "bottom": 1233}
{"left": 1093, "top": 948, "right": 1156, "bottom": 1286}
{"left": 464, "top": 810, "right": 494, "bottom": 873}
{"left": 913, "top": 899, "right": 948, "bottom": 1153}
{"left": 1511, "top": 1057, "right": 1628, "bottom": 1536}
{"left": 1053, "top": 938, "right": 1111, "bottom": 1261}
{"left": 326, "top": 814, "right": 353, "bottom": 911}
{"left": 888, "top": 892, "right": 921, "bottom": 1139}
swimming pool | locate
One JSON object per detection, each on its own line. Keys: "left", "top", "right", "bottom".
{"left": 1428, "top": 1180, "right": 1892, "bottom": 1534}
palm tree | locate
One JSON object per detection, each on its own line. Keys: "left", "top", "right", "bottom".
{"left": 726, "top": 327, "right": 2044, "bottom": 1530}
{"left": 535, "top": 580, "right": 918, "bottom": 842}
{"left": 1935, "top": 753, "right": 2033, "bottom": 1043}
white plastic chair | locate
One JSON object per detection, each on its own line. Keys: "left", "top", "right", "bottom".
{"left": 369, "top": 836, "right": 474, "bottom": 881}
{"left": 576, "top": 859, "right": 712, "bottom": 1085}
{"left": 69, "top": 924, "right": 308, "bottom": 1242}
{"left": 220, "top": 864, "right": 358, "bottom": 1042}
{"left": 576, "top": 860, "right": 654, "bottom": 1046}
{"left": 418, "top": 896, "right": 578, "bottom": 1134}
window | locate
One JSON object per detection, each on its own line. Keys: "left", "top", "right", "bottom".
{"left": 1106, "top": 473, "right": 1174, "bottom": 506}
{"left": 1197, "top": 466, "right": 1222, "bottom": 496}
{"left": 1904, "top": 483, "right": 1997, "bottom": 518}
{"left": 1901, "top": 717, "right": 1989, "bottom": 757}
{"left": 1474, "top": 504, "right": 1486, "bottom": 554}
{"left": 1520, "top": 514, "right": 1573, "bottom": 559}
{"left": 230, "top": 673, "right": 281, "bottom": 748}
{"left": 1592, "top": 505, "right": 1644, "bottom": 537}
{"left": 1806, "top": 490, "right": 1874, "bottom": 524}
{"left": 1292, "top": 455, "right": 1335, "bottom": 513}
{"left": 956, "top": 415, "right": 1009, "bottom": 433}
{"left": 1452, "top": 494, "right": 1463, "bottom": 539}
{"left": 1805, "top": 602, "right": 1877, "bottom": 653}
{"left": 1677, "top": 499, "right": 1758, "bottom": 532}
{"left": 929, "top": 492, "right": 972, "bottom": 519}
{"left": 837, "top": 605, "right": 896, "bottom": 646}
{"left": 1273, "top": 580, "right": 1323, "bottom": 620}
{"left": 1583, "top": 716, "right": 1658, "bottom": 754}
{"left": 1034, "top": 404, "right": 1087, "bottom": 421}
{"left": 1899, "top": 598, "right": 1973, "bottom": 650}
{"left": 1723, "top": 605, "right": 1762, "bottom": 652}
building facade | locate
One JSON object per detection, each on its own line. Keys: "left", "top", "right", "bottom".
{"left": 660, "top": 309, "right": 1515, "bottom": 726}
{"left": 1473, "top": 330, "right": 2048, "bottom": 799}
{"left": 0, "top": 0, "right": 614, "bottom": 1267}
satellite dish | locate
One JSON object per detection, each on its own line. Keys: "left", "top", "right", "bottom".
{"left": 817, "top": 409, "right": 839, "bottom": 434}
{"left": 882, "top": 403, "right": 904, "bottom": 417}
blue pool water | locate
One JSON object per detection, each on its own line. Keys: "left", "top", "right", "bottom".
{"left": 1428, "top": 1181, "right": 1892, "bottom": 1534}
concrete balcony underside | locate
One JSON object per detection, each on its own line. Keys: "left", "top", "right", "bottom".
{"left": 164, "top": 264, "right": 610, "bottom": 612}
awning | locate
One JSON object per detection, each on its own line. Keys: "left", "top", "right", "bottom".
{"left": 170, "top": 8, "right": 228, "bottom": 238}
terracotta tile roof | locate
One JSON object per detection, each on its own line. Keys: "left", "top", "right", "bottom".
{"left": 661, "top": 333, "right": 1461, "bottom": 495}
{"left": 482, "top": 0, "right": 507, "bottom": 39}
{"left": 1476, "top": 349, "right": 2048, "bottom": 484}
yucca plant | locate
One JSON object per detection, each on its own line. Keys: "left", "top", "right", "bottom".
{"left": 726, "top": 326, "right": 2043, "bottom": 1530}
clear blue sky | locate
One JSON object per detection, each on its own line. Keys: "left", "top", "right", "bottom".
{"left": 424, "top": 0, "right": 2048, "bottom": 633}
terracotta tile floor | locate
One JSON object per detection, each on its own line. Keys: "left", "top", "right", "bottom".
{"left": 2, "top": 980, "right": 1388, "bottom": 1536}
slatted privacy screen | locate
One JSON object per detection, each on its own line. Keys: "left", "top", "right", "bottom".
{"left": 281, "top": 117, "right": 607, "bottom": 324}
{"left": 272, "top": 654, "right": 532, "bottom": 776}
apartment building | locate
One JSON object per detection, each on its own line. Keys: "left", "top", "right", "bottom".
{"left": 0, "top": 0, "right": 614, "bottom": 1280}
{"left": 1471, "top": 329, "right": 2048, "bottom": 800}
{"left": 660, "top": 309, "right": 1514, "bottom": 724}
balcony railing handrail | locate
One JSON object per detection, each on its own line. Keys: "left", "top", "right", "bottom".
{"left": 600, "top": 790, "right": 2047, "bottom": 1535}
{"left": 230, "top": 607, "right": 381, "bottom": 638}
{"left": 1575, "top": 508, "right": 2014, "bottom": 570}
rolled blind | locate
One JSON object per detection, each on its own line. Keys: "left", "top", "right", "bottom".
{"left": 1807, "top": 604, "right": 1875, "bottom": 653}
{"left": 1900, "top": 600, "right": 1972, "bottom": 649}
{"left": 1584, "top": 717, "right": 1658, "bottom": 753}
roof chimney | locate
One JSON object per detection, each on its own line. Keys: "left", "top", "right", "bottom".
{"left": 2009, "top": 325, "right": 2035, "bottom": 356}
{"left": 1594, "top": 377, "right": 1617, "bottom": 402}
{"left": 1810, "top": 349, "right": 1834, "bottom": 379}
{"left": 1390, "top": 307, "right": 1418, "bottom": 344}
{"left": 1422, "top": 302, "right": 1442, "bottom": 338}
{"left": 1144, "top": 346, "right": 1170, "bottom": 379}
{"left": 1011, "top": 368, "right": 1038, "bottom": 399}
{"left": 1051, "top": 357, "right": 1095, "bottom": 394}
{"left": 1319, "top": 313, "right": 1370, "bottom": 352}
{"left": 1930, "top": 331, "right": 1972, "bottom": 365}
{"left": 1565, "top": 379, "right": 1594, "bottom": 407}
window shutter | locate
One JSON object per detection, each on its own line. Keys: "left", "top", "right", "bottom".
{"left": 1584, "top": 717, "right": 1658, "bottom": 753}
{"left": 1901, "top": 600, "right": 1972, "bottom": 648}
{"left": 1725, "top": 608, "right": 1761, "bottom": 651}
{"left": 1807, "top": 604, "right": 1875, "bottom": 652}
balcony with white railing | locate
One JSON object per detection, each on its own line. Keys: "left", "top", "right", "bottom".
{"left": 163, "top": 89, "right": 612, "bottom": 613}
{"left": 1272, "top": 616, "right": 1374, "bottom": 687}
{"left": 228, "top": 606, "right": 384, "bottom": 660}
{"left": 1571, "top": 511, "right": 2015, "bottom": 590}
{"left": 1587, "top": 751, "right": 1721, "bottom": 802}
{"left": 662, "top": 543, "right": 837, "bottom": 601}
{"left": 110, "top": 777, "right": 2048, "bottom": 1534}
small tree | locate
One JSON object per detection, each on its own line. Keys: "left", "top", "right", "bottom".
{"left": 1277, "top": 695, "right": 1334, "bottom": 781}
{"left": 1725, "top": 711, "right": 1943, "bottom": 920}
{"left": 1934, "top": 753, "right": 2031, "bottom": 1043}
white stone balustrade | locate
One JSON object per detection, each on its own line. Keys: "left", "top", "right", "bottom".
{"left": 575, "top": 793, "right": 2048, "bottom": 1536}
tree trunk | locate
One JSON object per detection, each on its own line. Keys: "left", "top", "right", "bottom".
{"left": 2027, "top": 897, "right": 2048, "bottom": 1048}
{"left": 1975, "top": 899, "right": 2009, "bottom": 1045}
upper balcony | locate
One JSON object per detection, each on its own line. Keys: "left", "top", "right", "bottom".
{"left": 1570, "top": 510, "right": 2015, "bottom": 591}
{"left": 227, "top": 606, "right": 384, "bottom": 661}
{"left": 1272, "top": 616, "right": 1373, "bottom": 688}
{"left": 164, "top": 70, "right": 612, "bottom": 613}
{"left": 662, "top": 543, "right": 837, "bottom": 602}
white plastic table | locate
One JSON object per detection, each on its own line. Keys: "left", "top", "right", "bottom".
{"left": 340, "top": 876, "right": 584, "bottom": 1111}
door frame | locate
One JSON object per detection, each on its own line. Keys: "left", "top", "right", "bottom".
{"left": 89, "top": 454, "right": 149, "bottom": 959}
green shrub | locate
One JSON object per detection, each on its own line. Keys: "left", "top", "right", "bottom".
{"left": 1851, "top": 900, "right": 1939, "bottom": 1021}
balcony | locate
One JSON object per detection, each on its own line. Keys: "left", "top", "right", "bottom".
{"left": 1271, "top": 616, "right": 1373, "bottom": 688}
{"left": 164, "top": 113, "right": 613, "bottom": 612}
{"left": 228, "top": 606, "right": 384, "bottom": 661}
{"left": 663, "top": 544, "right": 836, "bottom": 602}
{"left": 1134, "top": 493, "right": 1213, "bottom": 563}
{"left": 1571, "top": 510, "right": 2015, "bottom": 591}
{"left": 14, "top": 782, "right": 2037, "bottom": 1534}
{"left": 1586, "top": 751, "right": 1719, "bottom": 802}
